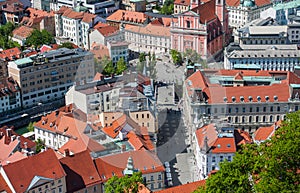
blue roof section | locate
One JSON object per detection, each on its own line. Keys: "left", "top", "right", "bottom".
{"left": 14, "top": 58, "right": 33, "bottom": 66}
{"left": 290, "top": 84, "right": 300, "bottom": 88}
{"left": 273, "top": 0, "right": 300, "bottom": 10}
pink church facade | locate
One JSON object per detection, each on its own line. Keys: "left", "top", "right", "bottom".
{"left": 171, "top": 0, "right": 230, "bottom": 61}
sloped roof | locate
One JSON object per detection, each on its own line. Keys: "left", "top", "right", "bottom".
{"left": 156, "top": 180, "right": 206, "bottom": 193}
{"left": 174, "top": 0, "right": 191, "bottom": 6}
{"left": 226, "top": 0, "right": 271, "bottom": 7}
{"left": 0, "top": 77, "right": 21, "bottom": 97}
{"left": 106, "top": 10, "right": 148, "bottom": 24}
{"left": 0, "top": 174, "right": 12, "bottom": 193}
{"left": 94, "top": 150, "right": 165, "bottom": 182}
{"left": 12, "top": 26, "right": 34, "bottom": 39}
{"left": 0, "top": 47, "right": 21, "bottom": 61}
{"left": 253, "top": 120, "right": 282, "bottom": 142}
{"left": 2, "top": 149, "right": 66, "bottom": 193}
{"left": 192, "top": 0, "right": 217, "bottom": 23}
{"left": 60, "top": 150, "right": 102, "bottom": 192}
{"left": 126, "top": 23, "right": 170, "bottom": 37}
{"left": 95, "top": 25, "right": 119, "bottom": 37}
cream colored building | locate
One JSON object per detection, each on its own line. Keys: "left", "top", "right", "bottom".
{"left": 125, "top": 23, "right": 171, "bottom": 54}
{"left": 8, "top": 48, "right": 94, "bottom": 107}
{"left": 129, "top": 110, "right": 156, "bottom": 134}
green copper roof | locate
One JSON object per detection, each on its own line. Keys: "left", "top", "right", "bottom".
{"left": 73, "top": 5, "right": 89, "bottom": 12}
{"left": 15, "top": 57, "right": 33, "bottom": 66}
{"left": 273, "top": 0, "right": 300, "bottom": 10}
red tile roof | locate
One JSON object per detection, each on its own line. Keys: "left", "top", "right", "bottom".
{"left": 150, "top": 17, "right": 172, "bottom": 27}
{"left": 125, "top": 23, "right": 171, "bottom": 37}
{"left": 192, "top": 0, "right": 217, "bottom": 23}
{"left": 106, "top": 10, "right": 148, "bottom": 24}
{"left": 2, "top": 2, "right": 23, "bottom": 13}
{"left": 2, "top": 149, "right": 66, "bottom": 193}
{"left": 253, "top": 120, "right": 282, "bottom": 142}
{"left": 0, "top": 77, "right": 20, "bottom": 97}
{"left": 156, "top": 180, "right": 206, "bottom": 193}
{"left": 90, "top": 43, "right": 110, "bottom": 61}
{"left": 95, "top": 25, "right": 119, "bottom": 37}
{"left": 174, "top": 0, "right": 191, "bottom": 6}
{"left": 186, "top": 70, "right": 297, "bottom": 104}
{"left": 0, "top": 174, "right": 12, "bottom": 193}
{"left": 0, "top": 47, "right": 21, "bottom": 61}
{"left": 12, "top": 25, "right": 34, "bottom": 39}
{"left": 56, "top": 6, "right": 96, "bottom": 23}
{"left": 60, "top": 150, "right": 102, "bottom": 192}
{"left": 226, "top": 0, "right": 271, "bottom": 7}
{"left": 94, "top": 150, "right": 165, "bottom": 182}
{"left": 211, "top": 137, "right": 236, "bottom": 153}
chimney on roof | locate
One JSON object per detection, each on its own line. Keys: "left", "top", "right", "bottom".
{"left": 55, "top": 110, "right": 59, "bottom": 116}
{"left": 24, "top": 142, "right": 27, "bottom": 149}
{"left": 121, "top": 144, "right": 126, "bottom": 152}
{"left": 6, "top": 128, "right": 12, "bottom": 138}
{"left": 64, "top": 149, "right": 70, "bottom": 157}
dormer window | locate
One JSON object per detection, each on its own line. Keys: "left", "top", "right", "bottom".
{"left": 274, "top": 95, "right": 278, "bottom": 101}
{"left": 248, "top": 96, "right": 253, "bottom": 102}
{"left": 265, "top": 96, "right": 269, "bottom": 102}
{"left": 224, "top": 97, "right": 227, "bottom": 102}
{"left": 232, "top": 96, "right": 236, "bottom": 103}
{"left": 240, "top": 96, "right": 244, "bottom": 102}
{"left": 257, "top": 96, "right": 261, "bottom": 102}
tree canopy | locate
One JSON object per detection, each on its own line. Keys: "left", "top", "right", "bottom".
{"left": 194, "top": 111, "right": 300, "bottom": 193}
{"left": 158, "top": 0, "right": 174, "bottom": 15}
{"left": 170, "top": 49, "right": 183, "bottom": 65}
{"left": 27, "top": 122, "right": 35, "bottom": 132}
{"left": 58, "top": 42, "right": 74, "bottom": 49}
{"left": 105, "top": 172, "right": 144, "bottom": 193}
{"left": 26, "top": 29, "right": 55, "bottom": 48}
{"left": 0, "top": 22, "right": 20, "bottom": 50}
{"left": 116, "top": 57, "right": 127, "bottom": 75}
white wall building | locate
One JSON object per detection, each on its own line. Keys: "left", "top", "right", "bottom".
{"left": 125, "top": 23, "right": 171, "bottom": 54}
{"left": 224, "top": 44, "right": 300, "bottom": 71}
{"left": 50, "top": 0, "right": 119, "bottom": 17}
{"left": 55, "top": 6, "right": 104, "bottom": 49}
{"left": 226, "top": 0, "right": 272, "bottom": 31}
{"left": 0, "top": 77, "right": 21, "bottom": 115}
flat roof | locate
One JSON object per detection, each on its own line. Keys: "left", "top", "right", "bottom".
{"left": 248, "top": 26, "right": 287, "bottom": 35}
{"left": 14, "top": 57, "right": 33, "bottom": 66}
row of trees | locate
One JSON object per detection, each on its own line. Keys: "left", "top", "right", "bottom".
{"left": 105, "top": 172, "right": 144, "bottom": 193}
{"left": 195, "top": 111, "right": 300, "bottom": 193}
{"left": 170, "top": 49, "right": 207, "bottom": 67}
{"left": 26, "top": 29, "right": 55, "bottom": 48}
{"left": 95, "top": 56, "right": 127, "bottom": 76}
{"left": 155, "top": 0, "right": 174, "bottom": 15}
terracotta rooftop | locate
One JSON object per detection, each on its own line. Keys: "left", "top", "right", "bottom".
{"left": 0, "top": 77, "right": 20, "bottom": 97}
{"left": 253, "top": 120, "right": 282, "bottom": 142}
{"left": 106, "top": 10, "right": 148, "bottom": 24}
{"left": 174, "top": 0, "right": 191, "bottom": 6}
{"left": 56, "top": 6, "right": 96, "bottom": 23}
{"left": 156, "top": 180, "right": 206, "bottom": 193}
{"left": 95, "top": 25, "right": 119, "bottom": 37}
{"left": 0, "top": 47, "right": 21, "bottom": 61}
{"left": 90, "top": 42, "right": 110, "bottom": 61}
{"left": 0, "top": 174, "right": 12, "bottom": 193}
{"left": 2, "top": 2, "right": 23, "bottom": 13}
{"left": 195, "top": 124, "right": 251, "bottom": 154}
{"left": 2, "top": 149, "right": 66, "bottom": 193}
{"left": 226, "top": 0, "right": 271, "bottom": 7}
{"left": 126, "top": 23, "right": 170, "bottom": 37}
{"left": 186, "top": 70, "right": 299, "bottom": 104}
{"left": 150, "top": 17, "right": 172, "bottom": 27}
{"left": 12, "top": 25, "right": 34, "bottom": 39}
{"left": 60, "top": 150, "right": 102, "bottom": 192}
{"left": 192, "top": 0, "right": 217, "bottom": 24}
{"left": 94, "top": 150, "right": 165, "bottom": 182}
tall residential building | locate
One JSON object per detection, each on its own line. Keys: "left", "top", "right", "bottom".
{"left": 224, "top": 44, "right": 300, "bottom": 71}
{"left": 183, "top": 69, "right": 300, "bottom": 145}
{"left": 31, "top": 0, "right": 51, "bottom": 11}
{"left": 55, "top": 6, "right": 104, "bottom": 49}
{"left": 0, "top": 77, "right": 22, "bottom": 115}
{"left": 50, "top": 0, "right": 119, "bottom": 17}
{"left": 7, "top": 48, "right": 94, "bottom": 107}
{"left": 226, "top": 0, "right": 272, "bottom": 31}
{"left": 170, "top": 0, "right": 230, "bottom": 61}
{"left": 194, "top": 124, "right": 252, "bottom": 179}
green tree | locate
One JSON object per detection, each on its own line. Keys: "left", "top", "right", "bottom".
{"left": 0, "top": 22, "right": 19, "bottom": 50}
{"left": 58, "top": 42, "right": 74, "bottom": 49}
{"left": 26, "top": 29, "right": 54, "bottom": 48}
{"left": 35, "top": 138, "right": 45, "bottom": 153}
{"left": 27, "top": 122, "right": 36, "bottom": 132}
{"left": 116, "top": 57, "right": 127, "bottom": 75}
{"left": 160, "top": 0, "right": 174, "bottom": 15}
{"left": 148, "top": 52, "right": 157, "bottom": 79}
{"left": 103, "top": 60, "right": 115, "bottom": 76}
{"left": 105, "top": 172, "right": 144, "bottom": 193}
{"left": 139, "top": 53, "right": 146, "bottom": 63}
{"left": 170, "top": 49, "right": 182, "bottom": 65}
{"left": 195, "top": 111, "right": 300, "bottom": 193}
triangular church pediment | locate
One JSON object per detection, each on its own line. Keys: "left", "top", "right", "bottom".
{"left": 27, "top": 176, "right": 53, "bottom": 191}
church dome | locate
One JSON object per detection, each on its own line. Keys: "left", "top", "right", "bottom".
{"left": 241, "top": 0, "right": 255, "bottom": 7}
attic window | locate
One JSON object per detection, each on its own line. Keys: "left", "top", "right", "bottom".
{"left": 265, "top": 96, "right": 269, "bottom": 101}
{"left": 232, "top": 96, "right": 236, "bottom": 102}
{"left": 223, "top": 97, "right": 227, "bottom": 102}
{"left": 152, "top": 165, "right": 155, "bottom": 169}
{"left": 227, "top": 144, "right": 231, "bottom": 147}
{"left": 112, "top": 172, "right": 115, "bottom": 176}
{"left": 217, "top": 144, "right": 221, "bottom": 148}
{"left": 240, "top": 96, "right": 244, "bottom": 102}
{"left": 257, "top": 96, "right": 261, "bottom": 102}
{"left": 274, "top": 95, "right": 278, "bottom": 101}
{"left": 144, "top": 166, "right": 147, "bottom": 170}
{"left": 249, "top": 96, "right": 253, "bottom": 102}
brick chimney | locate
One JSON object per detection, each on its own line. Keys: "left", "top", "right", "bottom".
{"left": 6, "top": 128, "right": 12, "bottom": 137}
{"left": 64, "top": 149, "right": 70, "bottom": 157}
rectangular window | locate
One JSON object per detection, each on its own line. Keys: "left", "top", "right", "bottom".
{"left": 151, "top": 176, "right": 154, "bottom": 181}
{"left": 212, "top": 156, "right": 216, "bottom": 162}
{"left": 256, "top": 107, "right": 259, "bottom": 112}
{"left": 220, "top": 156, "right": 224, "bottom": 162}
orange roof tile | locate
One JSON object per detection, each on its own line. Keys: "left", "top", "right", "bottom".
{"left": 226, "top": 0, "right": 271, "bottom": 7}
{"left": 60, "top": 150, "right": 102, "bottom": 192}
{"left": 0, "top": 174, "right": 12, "bottom": 193}
{"left": 93, "top": 22, "right": 109, "bottom": 28}
{"left": 93, "top": 72, "right": 104, "bottom": 81}
{"left": 174, "top": 0, "right": 191, "bottom": 6}
{"left": 94, "top": 150, "right": 165, "bottom": 182}
{"left": 0, "top": 77, "right": 21, "bottom": 97}
{"left": 156, "top": 180, "right": 206, "bottom": 193}
{"left": 2, "top": 149, "right": 66, "bottom": 193}
{"left": 106, "top": 10, "right": 148, "bottom": 24}
{"left": 211, "top": 137, "right": 236, "bottom": 153}
{"left": 90, "top": 43, "right": 110, "bottom": 61}
{"left": 0, "top": 47, "right": 21, "bottom": 61}
{"left": 56, "top": 6, "right": 97, "bottom": 22}
{"left": 192, "top": 0, "right": 217, "bottom": 23}
{"left": 12, "top": 26, "right": 34, "bottom": 39}
{"left": 126, "top": 23, "right": 170, "bottom": 37}
{"left": 95, "top": 25, "right": 119, "bottom": 37}
{"left": 254, "top": 120, "right": 282, "bottom": 142}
